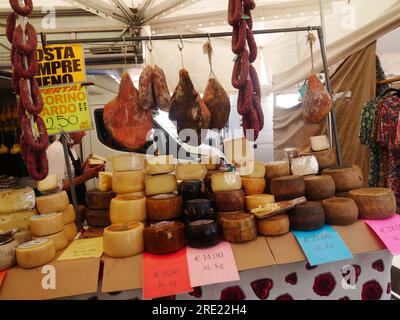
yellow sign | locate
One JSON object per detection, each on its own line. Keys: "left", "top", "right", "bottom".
{"left": 58, "top": 237, "right": 103, "bottom": 261}
{"left": 39, "top": 83, "right": 92, "bottom": 135}
{"left": 36, "top": 44, "right": 86, "bottom": 86}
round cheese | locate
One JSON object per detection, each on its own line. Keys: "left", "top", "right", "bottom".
{"left": 304, "top": 175, "right": 336, "bottom": 200}
{"left": 265, "top": 161, "right": 290, "bottom": 179}
{"left": 145, "top": 174, "right": 177, "bottom": 196}
{"left": 335, "top": 191, "right": 350, "bottom": 198}
{"left": 112, "top": 170, "right": 145, "bottom": 194}
{"left": 103, "top": 222, "right": 144, "bottom": 258}
{"left": 270, "top": 175, "right": 305, "bottom": 201}
{"left": 245, "top": 194, "right": 275, "bottom": 211}
{"left": 223, "top": 228, "right": 258, "bottom": 243}
{"left": 86, "top": 189, "right": 116, "bottom": 210}
{"left": 13, "top": 230, "right": 32, "bottom": 243}
{"left": 185, "top": 220, "right": 222, "bottom": 248}
{"left": 0, "top": 187, "right": 36, "bottom": 214}
{"left": 217, "top": 211, "right": 246, "bottom": 224}
{"left": 33, "top": 230, "right": 68, "bottom": 252}
{"left": 98, "top": 172, "right": 113, "bottom": 192}
{"left": 241, "top": 177, "right": 266, "bottom": 195}
{"left": 220, "top": 212, "right": 256, "bottom": 232}
{"left": 257, "top": 214, "right": 290, "bottom": 236}
{"left": 180, "top": 180, "right": 204, "bottom": 201}
{"left": 145, "top": 155, "right": 176, "bottom": 175}
{"left": 144, "top": 221, "right": 185, "bottom": 254}
{"left": 214, "top": 190, "right": 245, "bottom": 212}
{"left": 117, "top": 191, "right": 146, "bottom": 198}
{"left": 240, "top": 161, "right": 266, "bottom": 178}
{"left": 176, "top": 163, "right": 206, "bottom": 181}
{"left": 110, "top": 195, "right": 147, "bottom": 223}
{"left": 30, "top": 212, "right": 64, "bottom": 237}
{"left": 0, "top": 209, "right": 36, "bottom": 232}
{"left": 62, "top": 204, "right": 76, "bottom": 225}
{"left": 16, "top": 239, "right": 56, "bottom": 269}
{"left": 302, "top": 149, "right": 337, "bottom": 170}
{"left": 183, "top": 199, "right": 216, "bottom": 222}
{"left": 349, "top": 188, "right": 396, "bottom": 220}
{"left": 0, "top": 239, "right": 19, "bottom": 271}
{"left": 322, "top": 197, "right": 359, "bottom": 225}
{"left": 323, "top": 165, "right": 364, "bottom": 192}
{"left": 202, "top": 154, "right": 220, "bottom": 171}
{"left": 86, "top": 209, "right": 111, "bottom": 228}
{"left": 37, "top": 174, "right": 60, "bottom": 193}
{"left": 36, "top": 191, "right": 69, "bottom": 214}
{"left": 211, "top": 172, "right": 241, "bottom": 192}
{"left": 112, "top": 153, "right": 144, "bottom": 172}
{"left": 64, "top": 222, "right": 78, "bottom": 241}
{"left": 289, "top": 201, "right": 325, "bottom": 231}
{"left": 310, "top": 135, "right": 330, "bottom": 152}
{"left": 147, "top": 194, "right": 182, "bottom": 221}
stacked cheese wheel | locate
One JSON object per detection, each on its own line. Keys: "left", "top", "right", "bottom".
{"left": 264, "top": 161, "right": 290, "bottom": 193}
{"left": 301, "top": 135, "right": 337, "bottom": 171}
{"left": 85, "top": 189, "right": 115, "bottom": 227}
{"left": 239, "top": 161, "right": 266, "bottom": 195}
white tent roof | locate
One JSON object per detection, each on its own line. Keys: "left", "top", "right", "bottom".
{"left": 1, "top": 0, "right": 399, "bottom": 93}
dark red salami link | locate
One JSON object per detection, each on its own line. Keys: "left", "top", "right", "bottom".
{"left": 12, "top": 73, "right": 20, "bottom": 94}
{"left": 232, "top": 21, "right": 247, "bottom": 54}
{"left": 6, "top": 12, "right": 16, "bottom": 43}
{"left": 13, "top": 23, "right": 38, "bottom": 55}
{"left": 16, "top": 99, "right": 26, "bottom": 119}
{"left": 243, "top": 108, "right": 259, "bottom": 141}
{"left": 231, "top": 49, "right": 249, "bottom": 89}
{"left": 10, "top": 45, "right": 16, "bottom": 65}
{"left": 237, "top": 80, "right": 253, "bottom": 116}
{"left": 21, "top": 115, "right": 48, "bottom": 151}
{"left": 244, "top": 7, "right": 253, "bottom": 30}
{"left": 228, "top": 0, "right": 243, "bottom": 26}
{"left": 249, "top": 65, "right": 261, "bottom": 104}
{"left": 243, "top": 0, "right": 256, "bottom": 10}
{"left": 247, "top": 29, "right": 257, "bottom": 63}
{"left": 9, "top": 0, "right": 33, "bottom": 16}
{"left": 19, "top": 78, "right": 43, "bottom": 115}
{"left": 13, "top": 51, "right": 37, "bottom": 78}
{"left": 253, "top": 99, "right": 264, "bottom": 131}
{"left": 26, "top": 148, "right": 48, "bottom": 181}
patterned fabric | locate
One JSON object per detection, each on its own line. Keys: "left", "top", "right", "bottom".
{"left": 375, "top": 55, "right": 390, "bottom": 97}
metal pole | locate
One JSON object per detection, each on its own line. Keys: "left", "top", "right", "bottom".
{"left": 60, "top": 131, "right": 81, "bottom": 230}
{"left": 317, "top": 27, "right": 343, "bottom": 167}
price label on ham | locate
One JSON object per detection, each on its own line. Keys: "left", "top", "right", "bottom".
{"left": 39, "top": 83, "right": 92, "bottom": 135}
{"left": 364, "top": 215, "right": 400, "bottom": 255}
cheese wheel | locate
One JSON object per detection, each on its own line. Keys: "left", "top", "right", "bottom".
{"left": 214, "top": 190, "right": 245, "bottom": 212}
{"left": 145, "top": 155, "right": 176, "bottom": 175}
{"left": 310, "top": 135, "right": 330, "bottom": 152}
{"left": 33, "top": 230, "right": 68, "bottom": 252}
{"left": 64, "top": 222, "right": 78, "bottom": 241}
{"left": 86, "top": 189, "right": 116, "bottom": 210}
{"left": 0, "top": 209, "right": 36, "bottom": 231}
{"left": 180, "top": 180, "right": 204, "bottom": 201}
{"left": 183, "top": 199, "right": 216, "bottom": 222}
{"left": 117, "top": 191, "right": 146, "bottom": 198}
{"left": 144, "top": 174, "right": 177, "bottom": 196}
{"left": 37, "top": 174, "right": 60, "bottom": 193}
{"left": 0, "top": 187, "right": 36, "bottom": 214}
{"left": 13, "top": 229, "right": 32, "bottom": 243}
{"left": 147, "top": 194, "right": 182, "bottom": 221}
{"left": 112, "top": 171, "right": 145, "bottom": 194}
{"left": 257, "top": 214, "right": 290, "bottom": 236}
{"left": 322, "top": 198, "right": 359, "bottom": 226}
{"left": 112, "top": 153, "right": 144, "bottom": 172}
{"left": 245, "top": 194, "right": 275, "bottom": 211}
{"left": 289, "top": 201, "right": 325, "bottom": 231}
{"left": 98, "top": 172, "right": 113, "bottom": 192}
{"left": 302, "top": 149, "right": 337, "bottom": 170}
{"left": 223, "top": 227, "right": 258, "bottom": 243}
{"left": 144, "top": 221, "right": 185, "bottom": 254}
{"left": 304, "top": 175, "right": 336, "bottom": 200}
{"left": 110, "top": 195, "right": 147, "bottom": 223}
{"left": 223, "top": 137, "right": 253, "bottom": 165}
{"left": 202, "top": 154, "right": 220, "bottom": 171}
{"left": 217, "top": 211, "right": 246, "bottom": 224}
{"left": 323, "top": 165, "right": 364, "bottom": 192}
{"left": 220, "top": 212, "right": 256, "bottom": 232}
{"left": 211, "top": 172, "right": 241, "bottom": 192}
{"left": 86, "top": 209, "right": 111, "bottom": 227}
{"left": 0, "top": 239, "right": 19, "bottom": 271}
{"left": 349, "top": 188, "right": 396, "bottom": 220}
{"left": 241, "top": 177, "right": 266, "bottom": 195}
{"left": 30, "top": 212, "right": 64, "bottom": 237}
{"left": 36, "top": 191, "right": 69, "bottom": 214}
{"left": 62, "top": 204, "right": 76, "bottom": 224}
{"left": 265, "top": 161, "right": 290, "bottom": 179}
{"left": 291, "top": 156, "right": 319, "bottom": 176}
{"left": 16, "top": 239, "right": 56, "bottom": 269}
{"left": 240, "top": 161, "right": 266, "bottom": 178}
{"left": 103, "top": 222, "right": 144, "bottom": 258}
{"left": 185, "top": 220, "right": 223, "bottom": 248}
{"left": 270, "top": 176, "right": 305, "bottom": 201}
{"left": 176, "top": 163, "right": 206, "bottom": 181}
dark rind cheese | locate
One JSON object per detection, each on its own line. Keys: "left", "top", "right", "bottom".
{"left": 85, "top": 209, "right": 111, "bottom": 227}
{"left": 304, "top": 175, "right": 336, "bottom": 200}
{"left": 270, "top": 175, "right": 305, "bottom": 201}
{"left": 144, "top": 221, "right": 185, "bottom": 254}
{"left": 289, "top": 201, "right": 325, "bottom": 231}
{"left": 322, "top": 165, "right": 364, "bottom": 192}
{"left": 180, "top": 180, "right": 204, "bottom": 201}
{"left": 183, "top": 199, "right": 216, "bottom": 222}
{"left": 185, "top": 220, "right": 222, "bottom": 248}
{"left": 214, "top": 190, "right": 245, "bottom": 212}
{"left": 147, "top": 194, "right": 182, "bottom": 221}
{"left": 322, "top": 197, "right": 359, "bottom": 226}
{"left": 85, "top": 189, "right": 116, "bottom": 210}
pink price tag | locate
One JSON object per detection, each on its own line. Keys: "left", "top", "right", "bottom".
{"left": 186, "top": 241, "right": 240, "bottom": 288}
{"left": 364, "top": 215, "right": 400, "bottom": 255}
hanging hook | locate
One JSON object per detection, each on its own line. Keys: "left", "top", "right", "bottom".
{"left": 207, "top": 32, "right": 212, "bottom": 45}
{"left": 147, "top": 35, "right": 153, "bottom": 52}
{"left": 178, "top": 34, "right": 184, "bottom": 51}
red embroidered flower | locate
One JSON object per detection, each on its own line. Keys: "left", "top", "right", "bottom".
{"left": 313, "top": 272, "right": 336, "bottom": 297}
{"left": 339, "top": 296, "right": 350, "bottom": 300}
{"left": 285, "top": 273, "right": 297, "bottom": 285}
{"left": 220, "top": 286, "right": 246, "bottom": 300}
{"left": 387, "top": 283, "right": 392, "bottom": 294}
{"left": 361, "top": 280, "right": 383, "bottom": 300}
{"left": 342, "top": 264, "right": 361, "bottom": 285}
{"left": 189, "top": 287, "right": 202, "bottom": 299}
{"left": 372, "top": 259, "right": 384, "bottom": 272}
{"left": 153, "top": 295, "right": 176, "bottom": 300}
{"left": 250, "top": 279, "right": 273, "bottom": 300}
{"left": 305, "top": 262, "right": 317, "bottom": 270}
{"left": 276, "top": 294, "right": 293, "bottom": 300}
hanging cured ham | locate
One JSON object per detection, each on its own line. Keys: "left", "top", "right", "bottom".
{"left": 170, "top": 69, "right": 211, "bottom": 146}
{"left": 103, "top": 72, "right": 152, "bottom": 150}
{"left": 302, "top": 73, "right": 332, "bottom": 124}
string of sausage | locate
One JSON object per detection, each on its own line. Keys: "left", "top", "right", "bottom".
{"left": 6, "top": 0, "right": 49, "bottom": 180}
{"left": 228, "top": 0, "right": 264, "bottom": 141}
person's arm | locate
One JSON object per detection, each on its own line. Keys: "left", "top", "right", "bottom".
{"left": 62, "top": 164, "right": 105, "bottom": 191}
